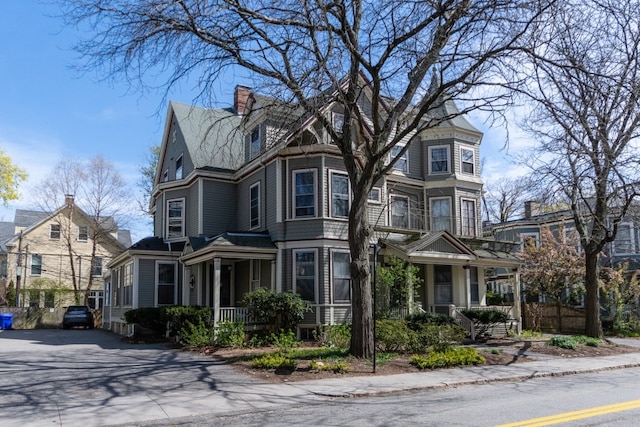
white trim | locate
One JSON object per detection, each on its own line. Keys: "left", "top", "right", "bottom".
{"left": 460, "top": 197, "right": 477, "bottom": 237}
{"left": 155, "top": 260, "right": 178, "bottom": 306}
{"left": 330, "top": 249, "right": 351, "bottom": 304}
{"left": 292, "top": 248, "right": 318, "bottom": 304}
{"left": 389, "top": 194, "right": 410, "bottom": 228}
{"left": 249, "top": 181, "right": 261, "bottom": 229}
{"left": 292, "top": 169, "right": 317, "bottom": 219}
{"left": 329, "top": 170, "right": 350, "bottom": 218}
{"left": 390, "top": 143, "right": 408, "bottom": 173}
{"left": 430, "top": 196, "right": 452, "bottom": 232}
{"left": 165, "top": 197, "right": 186, "bottom": 241}
{"left": 429, "top": 145, "right": 450, "bottom": 174}
{"left": 459, "top": 146, "right": 475, "bottom": 175}
{"left": 368, "top": 187, "right": 382, "bottom": 204}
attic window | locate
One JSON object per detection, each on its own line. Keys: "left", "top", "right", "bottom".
{"left": 78, "top": 226, "right": 88, "bottom": 242}
{"left": 50, "top": 224, "right": 60, "bottom": 240}
{"left": 250, "top": 127, "right": 260, "bottom": 159}
{"left": 176, "top": 154, "right": 183, "bottom": 180}
{"left": 332, "top": 112, "right": 344, "bottom": 132}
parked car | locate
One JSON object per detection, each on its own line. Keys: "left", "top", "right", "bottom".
{"left": 62, "top": 306, "right": 94, "bottom": 329}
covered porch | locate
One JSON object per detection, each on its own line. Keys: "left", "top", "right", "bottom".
{"left": 180, "top": 232, "right": 277, "bottom": 325}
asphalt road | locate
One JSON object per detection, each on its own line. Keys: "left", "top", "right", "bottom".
{"left": 0, "top": 328, "right": 274, "bottom": 426}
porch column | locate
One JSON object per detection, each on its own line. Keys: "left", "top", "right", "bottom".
{"left": 464, "top": 264, "right": 471, "bottom": 309}
{"left": 213, "top": 258, "right": 221, "bottom": 325}
{"left": 271, "top": 260, "right": 276, "bottom": 291}
{"left": 407, "top": 262, "right": 414, "bottom": 315}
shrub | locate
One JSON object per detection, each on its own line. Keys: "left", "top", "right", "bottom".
{"left": 410, "top": 347, "right": 486, "bottom": 370}
{"left": 405, "top": 312, "right": 455, "bottom": 329}
{"left": 123, "top": 307, "right": 169, "bottom": 338}
{"left": 408, "top": 323, "right": 466, "bottom": 353}
{"left": 376, "top": 319, "right": 412, "bottom": 352}
{"left": 548, "top": 336, "right": 577, "bottom": 349}
{"left": 215, "top": 321, "right": 246, "bottom": 348}
{"left": 178, "top": 319, "right": 214, "bottom": 349}
{"left": 164, "top": 306, "right": 214, "bottom": 336}
{"left": 270, "top": 329, "right": 301, "bottom": 355}
{"left": 461, "top": 309, "right": 509, "bottom": 323}
{"left": 241, "top": 288, "right": 311, "bottom": 334}
{"left": 309, "top": 360, "right": 351, "bottom": 373}
{"left": 251, "top": 353, "right": 296, "bottom": 370}
{"left": 314, "top": 323, "right": 351, "bottom": 348}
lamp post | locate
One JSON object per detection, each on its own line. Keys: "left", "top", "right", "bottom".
{"left": 371, "top": 242, "right": 381, "bottom": 373}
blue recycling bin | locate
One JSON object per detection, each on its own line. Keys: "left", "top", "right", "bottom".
{"left": 0, "top": 313, "right": 13, "bottom": 330}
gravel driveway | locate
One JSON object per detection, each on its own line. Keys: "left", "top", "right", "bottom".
{"left": 0, "top": 328, "right": 267, "bottom": 426}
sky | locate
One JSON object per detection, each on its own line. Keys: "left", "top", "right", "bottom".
{"left": 0, "top": 1, "right": 529, "bottom": 243}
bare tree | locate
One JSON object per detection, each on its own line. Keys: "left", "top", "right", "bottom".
{"left": 61, "top": 0, "right": 553, "bottom": 357}
{"left": 38, "top": 155, "right": 131, "bottom": 304}
{"left": 482, "top": 176, "right": 533, "bottom": 223}
{"left": 515, "top": 0, "right": 640, "bottom": 337}
{"left": 137, "top": 145, "right": 160, "bottom": 217}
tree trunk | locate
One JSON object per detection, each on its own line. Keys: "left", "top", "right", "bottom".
{"left": 348, "top": 192, "right": 374, "bottom": 358}
{"left": 584, "top": 251, "right": 602, "bottom": 338}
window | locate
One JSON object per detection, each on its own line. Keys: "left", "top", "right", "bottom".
{"left": 520, "top": 232, "right": 540, "bottom": 251}
{"left": 250, "top": 182, "right": 260, "bottom": 229}
{"left": 250, "top": 126, "right": 260, "bottom": 159}
{"left": 434, "top": 265, "right": 453, "bottom": 304}
{"left": 123, "top": 263, "right": 133, "bottom": 306}
{"left": 390, "top": 195, "right": 409, "bottom": 228}
{"left": 166, "top": 198, "right": 185, "bottom": 239}
{"left": 391, "top": 144, "right": 408, "bottom": 173}
{"left": 92, "top": 257, "right": 103, "bottom": 277}
{"left": 460, "top": 147, "right": 474, "bottom": 174}
{"left": 615, "top": 223, "right": 634, "bottom": 254}
{"left": 251, "top": 259, "right": 261, "bottom": 291}
{"left": 368, "top": 187, "right": 381, "bottom": 203}
{"left": 431, "top": 198, "right": 452, "bottom": 232}
{"left": 430, "top": 146, "right": 450, "bottom": 174}
{"left": 332, "top": 251, "right": 351, "bottom": 303}
{"left": 293, "top": 170, "right": 316, "bottom": 218}
{"left": 461, "top": 199, "right": 477, "bottom": 237}
{"left": 0, "top": 260, "right": 7, "bottom": 278}
{"left": 157, "top": 261, "right": 177, "bottom": 305}
{"left": 44, "top": 290, "right": 55, "bottom": 308}
{"left": 332, "top": 112, "right": 344, "bottom": 132}
{"left": 50, "top": 224, "right": 60, "bottom": 240}
{"left": 470, "top": 267, "right": 479, "bottom": 304}
{"left": 175, "top": 154, "right": 183, "bottom": 180}
{"left": 331, "top": 172, "right": 350, "bottom": 218}
{"left": 294, "top": 250, "right": 316, "bottom": 302}
{"left": 31, "top": 254, "right": 42, "bottom": 276}
{"left": 78, "top": 225, "right": 88, "bottom": 242}
{"left": 162, "top": 169, "right": 169, "bottom": 182}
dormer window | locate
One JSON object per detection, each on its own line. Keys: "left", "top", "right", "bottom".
{"left": 175, "top": 154, "right": 183, "bottom": 180}
{"left": 250, "top": 127, "right": 260, "bottom": 159}
{"left": 332, "top": 112, "right": 344, "bottom": 132}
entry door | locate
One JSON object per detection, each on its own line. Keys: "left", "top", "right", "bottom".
{"left": 208, "top": 263, "right": 232, "bottom": 307}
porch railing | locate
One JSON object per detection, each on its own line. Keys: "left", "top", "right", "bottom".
{"left": 219, "top": 307, "right": 254, "bottom": 324}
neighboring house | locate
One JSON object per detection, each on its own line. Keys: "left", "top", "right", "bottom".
{"left": 0, "top": 195, "right": 131, "bottom": 309}
{"left": 484, "top": 200, "right": 640, "bottom": 302}
{"left": 105, "top": 83, "right": 521, "bottom": 336}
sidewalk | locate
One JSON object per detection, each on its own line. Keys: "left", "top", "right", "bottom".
{"left": 114, "top": 341, "right": 640, "bottom": 427}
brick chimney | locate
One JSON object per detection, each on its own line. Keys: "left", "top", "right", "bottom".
{"left": 234, "top": 85, "right": 252, "bottom": 115}
{"left": 524, "top": 200, "right": 542, "bottom": 218}
{"left": 65, "top": 194, "right": 75, "bottom": 207}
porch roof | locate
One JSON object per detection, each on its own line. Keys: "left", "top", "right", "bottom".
{"left": 382, "top": 231, "right": 520, "bottom": 268}
{"left": 180, "top": 231, "right": 277, "bottom": 265}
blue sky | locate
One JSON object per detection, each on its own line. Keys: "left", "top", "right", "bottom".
{"left": 0, "top": 1, "right": 525, "bottom": 242}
